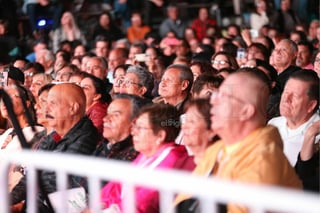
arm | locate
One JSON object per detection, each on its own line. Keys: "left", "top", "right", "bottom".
{"left": 300, "top": 121, "right": 320, "bottom": 161}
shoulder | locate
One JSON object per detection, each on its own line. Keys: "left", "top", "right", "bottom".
{"left": 268, "top": 116, "right": 286, "bottom": 127}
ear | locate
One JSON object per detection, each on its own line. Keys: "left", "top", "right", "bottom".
{"left": 92, "top": 93, "right": 102, "bottom": 102}
{"left": 239, "top": 104, "right": 255, "bottom": 121}
{"left": 139, "top": 86, "right": 147, "bottom": 96}
{"left": 180, "top": 80, "right": 189, "bottom": 92}
{"left": 156, "top": 129, "right": 166, "bottom": 144}
{"left": 307, "top": 100, "right": 317, "bottom": 114}
{"left": 70, "top": 102, "right": 80, "bottom": 116}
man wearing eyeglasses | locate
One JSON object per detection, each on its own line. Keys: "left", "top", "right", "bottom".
{"left": 174, "top": 68, "right": 301, "bottom": 212}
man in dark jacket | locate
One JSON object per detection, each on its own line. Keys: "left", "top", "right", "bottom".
{"left": 10, "top": 83, "right": 99, "bottom": 212}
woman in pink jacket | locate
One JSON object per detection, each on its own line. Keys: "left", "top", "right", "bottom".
{"left": 100, "top": 103, "right": 195, "bottom": 213}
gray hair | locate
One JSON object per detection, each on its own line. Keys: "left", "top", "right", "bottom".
{"left": 126, "top": 65, "right": 154, "bottom": 98}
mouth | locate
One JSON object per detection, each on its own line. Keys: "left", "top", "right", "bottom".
{"left": 45, "top": 114, "right": 54, "bottom": 119}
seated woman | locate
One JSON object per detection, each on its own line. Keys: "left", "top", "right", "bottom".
{"left": 100, "top": 103, "right": 195, "bottom": 213}
{"left": 0, "top": 85, "right": 45, "bottom": 191}
{"left": 80, "top": 74, "right": 111, "bottom": 135}
{"left": 180, "top": 99, "right": 219, "bottom": 164}
{"left": 119, "top": 65, "right": 154, "bottom": 100}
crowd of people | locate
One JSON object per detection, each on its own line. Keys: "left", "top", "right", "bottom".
{"left": 0, "top": 0, "right": 319, "bottom": 212}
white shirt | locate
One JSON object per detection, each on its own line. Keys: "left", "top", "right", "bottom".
{"left": 268, "top": 113, "right": 320, "bottom": 166}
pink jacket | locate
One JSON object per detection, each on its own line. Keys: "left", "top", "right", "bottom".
{"left": 100, "top": 143, "right": 195, "bottom": 213}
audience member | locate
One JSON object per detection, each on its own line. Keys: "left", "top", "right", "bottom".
{"left": 190, "top": 7, "right": 217, "bottom": 41}
{"left": 192, "top": 73, "right": 223, "bottom": 99}
{"left": 296, "top": 40, "right": 314, "bottom": 69}
{"left": 250, "top": 0, "right": 269, "bottom": 32}
{"left": 313, "top": 50, "right": 320, "bottom": 77}
{"left": 127, "top": 12, "right": 151, "bottom": 44}
{"left": 268, "top": 70, "right": 319, "bottom": 166}
{"left": 159, "top": 4, "right": 189, "bottom": 39}
{"left": 174, "top": 69, "right": 301, "bottom": 212}
{"left": 155, "top": 64, "right": 193, "bottom": 115}
{"left": 180, "top": 98, "right": 219, "bottom": 164}
{"left": 112, "top": 64, "right": 130, "bottom": 95}
{"left": 107, "top": 48, "right": 128, "bottom": 83}
{"left": 10, "top": 83, "right": 100, "bottom": 211}
{"left": 119, "top": 65, "right": 154, "bottom": 100}
{"left": 211, "top": 51, "right": 239, "bottom": 71}
{"left": 190, "top": 61, "right": 217, "bottom": 81}
{"left": 29, "top": 73, "right": 53, "bottom": 100}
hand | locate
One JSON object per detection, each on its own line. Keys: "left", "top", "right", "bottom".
{"left": 241, "top": 29, "right": 252, "bottom": 46}
{"left": 300, "top": 121, "right": 320, "bottom": 161}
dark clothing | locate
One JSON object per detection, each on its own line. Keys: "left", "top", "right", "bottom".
{"left": 295, "top": 152, "right": 319, "bottom": 193}
{"left": 94, "top": 136, "right": 139, "bottom": 162}
{"left": 270, "top": 9, "right": 300, "bottom": 36}
{"left": 277, "top": 65, "right": 300, "bottom": 93}
{"left": 92, "top": 24, "right": 124, "bottom": 43}
{"left": 10, "top": 116, "right": 99, "bottom": 211}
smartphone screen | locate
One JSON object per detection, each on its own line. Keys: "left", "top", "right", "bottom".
{"left": 237, "top": 48, "right": 246, "bottom": 59}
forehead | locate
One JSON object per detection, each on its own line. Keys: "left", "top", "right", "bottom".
{"left": 125, "top": 72, "right": 139, "bottom": 80}
{"left": 108, "top": 99, "right": 131, "bottom": 113}
{"left": 88, "top": 59, "right": 101, "bottom": 66}
{"left": 285, "top": 78, "right": 308, "bottom": 91}
{"left": 81, "top": 77, "right": 93, "bottom": 85}
{"left": 163, "top": 68, "right": 180, "bottom": 78}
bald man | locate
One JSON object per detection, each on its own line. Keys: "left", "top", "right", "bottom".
{"left": 11, "top": 83, "right": 100, "bottom": 211}
{"left": 174, "top": 68, "right": 301, "bottom": 212}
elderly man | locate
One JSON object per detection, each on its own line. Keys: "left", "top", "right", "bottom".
{"left": 271, "top": 39, "right": 300, "bottom": 93}
{"left": 175, "top": 68, "right": 301, "bottom": 212}
{"left": 10, "top": 83, "right": 100, "bottom": 211}
{"left": 268, "top": 70, "right": 319, "bottom": 166}
{"left": 94, "top": 94, "right": 150, "bottom": 160}
{"left": 155, "top": 64, "right": 193, "bottom": 115}
{"left": 85, "top": 56, "right": 112, "bottom": 93}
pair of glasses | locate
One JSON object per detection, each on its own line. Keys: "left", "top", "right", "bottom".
{"left": 131, "top": 123, "right": 152, "bottom": 132}
{"left": 118, "top": 79, "right": 142, "bottom": 87}
{"left": 211, "top": 90, "right": 246, "bottom": 104}
{"left": 211, "top": 60, "right": 229, "bottom": 65}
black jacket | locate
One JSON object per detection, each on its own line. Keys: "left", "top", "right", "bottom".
{"left": 11, "top": 116, "right": 99, "bottom": 211}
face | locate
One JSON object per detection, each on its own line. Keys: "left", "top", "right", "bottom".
{"left": 96, "top": 41, "right": 109, "bottom": 58}
{"left": 199, "top": 8, "right": 208, "bottom": 21}
{"left": 280, "top": 78, "right": 315, "bottom": 124}
{"left": 86, "top": 58, "right": 106, "bottom": 80}
{"left": 119, "top": 72, "right": 144, "bottom": 96}
{"left": 74, "top": 45, "right": 86, "bottom": 56}
{"left": 296, "top": 45, "right": 311, "bottom": 67}
{"left": 35, "top": 90, "right": 49, "bottom": 125}
{"left": 131, "top": 13, "right": 142, "bottom": 26}
{"left": 190, "top": 64, "right": 202, "bottom": 81}
{"left": 273, "top": 41, "right": 295, "bottom": 68}
{"left": 13, "top": 60, "right": 26, "bottom": 71}
{"left": 210, "top": 75, "right": 247, "bottom": 135}
{"left": 313, "top": 52, "right": 320, "bottom": 77}
{"left": 247, "top": 47, "right": 265, "bottom": 61}
{"left": 113, "top": 68, "right": 126, "bottom": 93}
{"left": 45, "top": 87, "right": 71, "bottom": 130}
{"left": 0, "top": 87, "right": 25, "bottom": 119}
{"left": 181, "top": 106, "right": 212, "bottom": 148}
{"left": 108, "top": 51, "right": 125, "bottom": 71}
{"left": 55, "top": 66, "right": 72, "bottom": 82}
{"left": 158, "top": 68, "right": 183, "bottom": 100}
{"left": 212, "top": 54, "right": 230, "bottom": 70}
{"left": 23, "top": 68, "right": 35, "bottom": 88}
{"left": 61, "top": 12, "right": 72, "bottom": 25}
{"left": 193, "top": 84, "right": 218, "bottom": 99}
{"left": 131, "top": 113, "right": 160, "bottom": 156}
{"left": 103, "top": 99, "right": 132, "bottom": 143}
{"left": 80, "top": 77, "right": 99, "bottom": 110}
{"left": 30, "top": 75, "right": 46, "bottom": 98}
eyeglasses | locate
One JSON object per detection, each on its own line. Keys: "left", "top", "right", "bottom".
{"left": 211, "top": 60, "right": 229, "bottom": 65}
{"left": 24, "top": 72, "right": 33, "bottom": 77}
{"left": 211, "top": 90, "right": 247, "bottom": 104}
{"left": 131, "top": 123, "right": 153, "bottom": 132}
{"left": 160, "top": 78, "right": 181, "bottom": 85}
{"left": 314, "top": 58, "right": 320, "bottom": 63}
{"left": 118, "top": 79, "right": 142, "bottom": 87}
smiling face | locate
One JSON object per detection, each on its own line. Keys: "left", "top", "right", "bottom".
{"left": 80, "top": 77, "right": 100, "bottom": 110}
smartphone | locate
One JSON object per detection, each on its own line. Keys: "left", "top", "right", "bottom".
{"left": 237, "top": 48, "right": 246, "bottom": 59}
{"left": 135, "top": 53, "right": 150, "bottom": 62}
{"left": 249, "top": 29, "right": 258, "bottom": 38}
{"left": 0, "top": 67, "right": 9, "bottom": 88}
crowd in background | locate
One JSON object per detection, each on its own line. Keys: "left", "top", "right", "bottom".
{"left": 0, "top": 0, "right": 319, "bottom": 212}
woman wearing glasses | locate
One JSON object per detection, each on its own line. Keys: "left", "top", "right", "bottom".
{"left": 211, "top": 51, "right": 239, "bottom": 71}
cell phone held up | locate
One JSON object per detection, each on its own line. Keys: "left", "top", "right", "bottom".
{"left": 236, "top": 48, "right": 246, "bottom": 59}
{"left": 134, "top": 53, "right": 150, "bottom": 62}
{"left": 0, "top": 67, "right": 9, "bottom": 88}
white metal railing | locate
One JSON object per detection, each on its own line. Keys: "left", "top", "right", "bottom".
{"left": 0, "top": 150, "right": 319, "bottom": 213}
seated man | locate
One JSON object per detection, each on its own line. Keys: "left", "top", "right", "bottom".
{"left": 154, "top": 64, "right": 193, "bottom": 115}
{"left": 94, "top": 93, "right": 150, "bottom": 161}
{"left": 175, "top": 68, "right": 301, "bottom": 213}
{"left": 268, "top": 70, "right": 320, "bottom": 166}
{"left": 10, "top": 83, "right": 100, "bottom": 211}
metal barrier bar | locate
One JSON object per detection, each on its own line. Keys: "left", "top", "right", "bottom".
{"left": 0, "top": 150, "right": 319, "bottom": 213}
